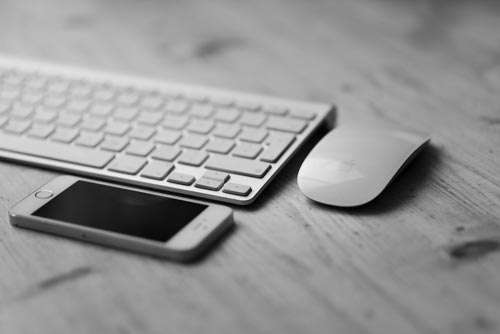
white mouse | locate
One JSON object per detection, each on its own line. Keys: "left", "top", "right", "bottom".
{"left": 297, "top": 123, "right": 430, "bottom": 207}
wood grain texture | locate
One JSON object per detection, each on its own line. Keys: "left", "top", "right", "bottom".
{"left": 0, "top": 0, "right": 500, "bottom": 333}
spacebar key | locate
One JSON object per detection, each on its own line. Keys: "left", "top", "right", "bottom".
{"left": 205, "top": 155, "right": 270, "bottom": 178}
{"left": 0, "top": 133, "right": 114, "bottom": 168}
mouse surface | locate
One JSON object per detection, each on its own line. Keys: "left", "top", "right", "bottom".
{"left": 297, "top": 124, "right": 430, "bottom": 207}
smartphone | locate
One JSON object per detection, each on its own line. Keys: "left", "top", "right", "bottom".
{"left": 9, "top": 175, "right": 233, "bottom": 261}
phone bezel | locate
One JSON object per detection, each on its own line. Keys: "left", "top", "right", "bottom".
{"left": 9, "top": 175, "right": 233, "bottom": 260}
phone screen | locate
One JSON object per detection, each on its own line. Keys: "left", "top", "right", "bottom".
{"left": 33, "top": 181, "right": 207, "bottom": 242}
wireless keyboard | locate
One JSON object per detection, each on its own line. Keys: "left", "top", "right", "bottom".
{"left": 0, "top": 56, "right": 334, "bottom": 204}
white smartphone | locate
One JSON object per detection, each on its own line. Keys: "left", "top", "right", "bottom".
{"left": 9, "top": 175, "right": 234, "bottom": 261}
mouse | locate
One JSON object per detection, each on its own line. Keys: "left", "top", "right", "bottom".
{"left": 297, "top": 123, "right": 430, "bottom": 207}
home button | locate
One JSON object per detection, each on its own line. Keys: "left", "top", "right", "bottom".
{"left": 35, "top": 190, "right": 53, "bottom": 199}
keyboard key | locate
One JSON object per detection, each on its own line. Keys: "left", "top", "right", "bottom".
{"left": 44, "top": 94, "right": 66, "bottom": 108}
{"left": 213, "top": 124, "right": 240, "bottom": 138}
{"left": 214, "top": 107, "right": 241, "bottom": 123}
{"left": 113, "top": 107, "right": 138, "bottom": 121}
{"left": 57, "top": 113, "right": 81, "bottom": 127}
{"left": 167, "top": 172, "right": 195, "bottom": 185}
{"left": 266, "top": 116, "right": 307, "bottom": 133}
{"left": 0, "top": 101, "right": 10, "bottom": 114}
{"left": 163, "top": 115, "right": 189, "bottom": 130}
{"left": 263, "top": 105, "right": 288, "bottom": 116}
{"left": 80, "top": 117, "right": 105, "bottom": 131}
{"left": 155, "top": 129, "right": 182, "bottom": 145}
{"left": 205, "top": 155, "right": 270, "bottom": 178}
{"left": 187, "top": 119, "right": 214, "bottom": 134}
{"left": 33, "top": 108, "right": 58, "bottom": 123}
{"left": 165, "top": 91, "right": 183, "bottom": 99}
{"left": 222, "top": 183, "right": 251, "bottom": 196}
{"left": 3, "top": 71, "right": 25, "bottom": 86}
{"left": 47, "top": 77, "right": 70, "bottom": 94}
{"left": 21, "top": 91, "right": 44, "bottom": 105}
{"left": 151, "top": 145, "right": 181, "bottom": 161}
{"left": 237, "top": 100, "right": 261, "bottom": 111}
{"left": 232, "top": 142, "right": 262, "bottom": 159}
{"left": 10, "top": 105, "right": 34, "bottom": 119}
{"left": 4, "top": 119, "right": 31, "bottom": 134}
{"left": 178, "top": 150, "right": 208, "bottom": 166}
{"left": 203, "top": 170, "right": 230, "bottom": 182}
{"left": 100, "top": 136, "right": 129, "bottom": 152}
{"left": 56, "top": 112, "right": 82, "bottom": 128}
{"left": 189, "top": 104, "right": 214, "bottom": 118}
{"left": 137, "top": 111, "right": 163, "bottom": 125}
{"left": 108, "top": 155, "right": 146, "bottom": 175}
{"left": 0, "top": 133, "right": 114, "bottom": 168}
{"left": 104, "top": 120, "right": 130, "bottom": 136}
{"left": 186, "top": 92, "right": 208, "bottom": 103}
{"left": 239, "top": 112, "right": 267, "bottom": 127}
{"left": 116, "top": 91, "right": 140, "bottom": 106}
{"left": 0, "top": 87, "right": 21, "bottom": 100}
{"left": 47, "top": 80, "right": 70, "bottom": 94}
{"left": 27, "top": 123, "right": 55, "bottom": 139}
{"left": 239, "top": 128, "right": 268, "bottom": 143}
{"left": 141, "top": 160, "right": 174, "bottom": 180}
{"left": 94, "top": 86, "right": 115, "bottom": 101}
{"left": 125, "top": 140, "right": 155, "bottom": 156}
{"left": 70, "top": 83, "right": 93, "bottom": 98}
{"left": 289, "top": 109, "right": 316, "bottom": 120}
{"left": 260, "top": 132, "right": 295, "bottom": 162}
{"left": 66, "top": 99, "right": 91, "bottom": 113}
{"left": 165, "top": 99, "right": 189, "bottom": 114}
{"left": 179, "top": 134, "right": 208, "bottom": 149}
{"left": 205, "top": 138, "right": 235, "bottom": 154}
{"left": 210, "top": 96, "right": 233, "bottom": 107}
{"left": 51, "top": 127, "right": 79, "bottom": 143}
{"left": 267, "top": 131, "right": 296, "bottom": 143}
{"left": 75, "top": 131, "right": 104, "bottom": 147}
{"left": 25, "top": 75, "right": 47, "bottom": 90}
{"left": 195, "top": 177, "right": 224, "bottom": 191}
{"left": 89, "top": 104, "right": 114, "bottom": 117}
{"left": 129, "top": 125, "right": 156, "bottom": 140}
{"left": 141, "top": 95, "right": 164, "bottom": 110}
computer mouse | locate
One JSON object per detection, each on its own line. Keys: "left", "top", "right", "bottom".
{"left": 297, "top": 123, "right": 430, "bottom": 207}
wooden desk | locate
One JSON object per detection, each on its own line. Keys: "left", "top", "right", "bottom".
{"left": 1, "top": 1, "right": 499, "bottom": 333}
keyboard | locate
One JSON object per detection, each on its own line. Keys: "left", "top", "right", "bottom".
{"left": 0, "top": 56, "right": 334, "bottom": 205}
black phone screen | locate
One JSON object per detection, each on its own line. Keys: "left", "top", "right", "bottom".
{"left": 33, "top": 181, "right": 207, "bottom": 242}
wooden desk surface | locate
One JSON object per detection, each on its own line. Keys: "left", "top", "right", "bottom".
{"left": 1, "top": 1, "right": 499, "bottom": 333}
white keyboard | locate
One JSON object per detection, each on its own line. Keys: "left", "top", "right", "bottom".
{"left": 0, "top": 56, "right": 334, "bottom": 205}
